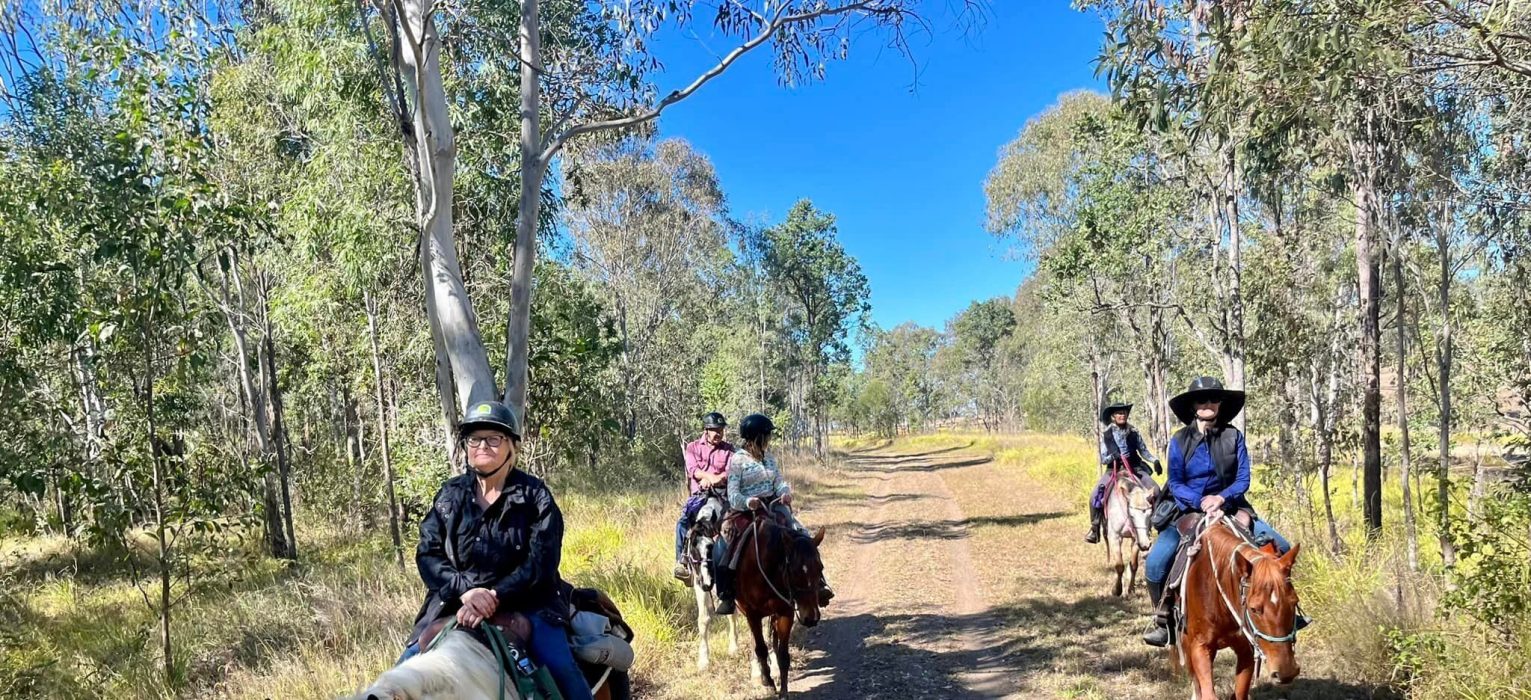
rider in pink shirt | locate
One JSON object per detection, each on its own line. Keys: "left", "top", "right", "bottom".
{"left": 674, "top": 412, "right": 733, "bottom": 579}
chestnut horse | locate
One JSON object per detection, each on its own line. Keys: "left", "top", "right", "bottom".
{"left": 1102, "top": 458, "right": 1155, "bottom": 597}
{"left": 1175, "top": 516, "right": 1302, "bottom": 700}
{"left": 731, "top": 509, "right": 826, "bottom": 699}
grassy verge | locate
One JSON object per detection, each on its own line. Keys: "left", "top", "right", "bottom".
{"left": 0, "top": 454, "right": 853, "bottom": 700}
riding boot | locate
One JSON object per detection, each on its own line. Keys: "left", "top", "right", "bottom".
{"left": 1143, "top": 579, "right": 1170, "bottom": 647}
{"left": 1084, "top": 505, "right": 1104, "bottom": 544}
{"left": 713, "top": 565, "right": 737, "bottom": 616}
{"left": 818, "top": 576, "right": 835, "bottom": 607}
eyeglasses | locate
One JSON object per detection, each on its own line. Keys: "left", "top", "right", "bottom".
{"left": 1195, "top": 399, "right": 1223, "bottom": 406}
{"left": 465, "top": 435, "right": 507, "bottom": 448}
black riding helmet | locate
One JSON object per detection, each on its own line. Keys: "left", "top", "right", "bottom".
{"left": 458, "top": 400, "right": 521, "bottom": 442}
{"left": 702, "top": 412, "right": 727, "bottom": 430}
{"left": 738, "top": 413, "right": 775, "bottom": 444}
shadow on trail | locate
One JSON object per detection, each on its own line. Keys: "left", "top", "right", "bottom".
{"left": 841, "top": 455, "right": 994, "bottom": 474}
{"left": 797, "top": 593, "right": 1160, "bottom": 698}
{"left": 836, "top": 443, "right": 972, "bottom": 462}
{"left": 847, "top": 512, "right": 1069, "bottom": 544}
{"left": 1251, "top": 678, "right": 1403, "bottom": 700}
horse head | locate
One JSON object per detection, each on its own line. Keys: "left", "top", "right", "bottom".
{"left": 1238, "top": 542, "right": 1303, "bottom": 684}
{"left": 786, "top": 528, "right": 827, "bottom": 627}
{"left": 691, "top": 513, "right": 720, "bottom": 590}
{"left": 1123, "top": 481, "right": 1154, "bottom": 552}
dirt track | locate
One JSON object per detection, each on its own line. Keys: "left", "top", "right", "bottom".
{"left": 735, "top": 442, "right": 1397, "bottom": 699}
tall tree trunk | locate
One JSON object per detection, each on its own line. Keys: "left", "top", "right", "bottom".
{"left": 1317, "top": 414, "right": 1341, "bottom": 554}
{"left": 1435, "top": 208, "right": 1455, "bottom": 566}
{"left": 142, "top": 312, "right": 175, "bottom": 684}
{"left": 1392, "top": 244, "right": 1419, "bottom": 571}
{"left": 1353, "top": 135, "right": 1384, "bottom": 538}
{"left": 505, "top": 0, "right": 545, "bottom": 419}
{"left": 343, "top": 384, "right": 359, "bottom": 530}
{"left": 1223, "top": 143, "right": 1247, "bottom": 432}
{"left": 1089, "top": 347, "right": 1104, "bottom": 449}
{"left": 365, "top": 291, "right": 405, "bottom": 568}
{"left": 220, "top": 251, "right": 288, "bottom": 559}
{"left": 259, "top": 309, "right": 298, "bottom": 561}
{"left": 389, "top": 0, "right": 497, "bottom": 416}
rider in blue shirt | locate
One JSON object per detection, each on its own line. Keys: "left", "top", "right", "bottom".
{"left": 1141, "top": 377, "right": 1300, "bottom": 648}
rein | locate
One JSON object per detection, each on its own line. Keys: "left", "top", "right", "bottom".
{"left": 423, "top": 617, "right": 547, "bottom": 700}
{"left": 750, "top": 515, "right": 797, "bottom": 609}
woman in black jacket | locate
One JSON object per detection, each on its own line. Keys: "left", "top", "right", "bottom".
{"left": 398, "top": 400, "right": 592, "bottom": 700}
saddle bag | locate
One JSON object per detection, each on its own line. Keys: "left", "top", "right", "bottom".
{"left": 1151, "top": 498, "right": 1183, "bottom": 532}
{"left": 568, "top": 610, "right": 636, "bottom": 671}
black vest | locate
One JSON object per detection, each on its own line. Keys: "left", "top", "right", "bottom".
{"left": 1101, "top": 425, "right": 1150, "bottom": 474}
{"left": 1173, "top": 422, "right": 1241, "bottom": 489}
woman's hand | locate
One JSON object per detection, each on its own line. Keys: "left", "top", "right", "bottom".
{"left": 1200, "top": 495, "right": 1225, "bottom": 516}
{"left": 747, "top": 496, "right": 763, "bottom": 511}
{"left": 780, "top": 492, "right": 793, "bottom": 506}
{"left": 457, "top": 587, "right": 498, "bottom": 628}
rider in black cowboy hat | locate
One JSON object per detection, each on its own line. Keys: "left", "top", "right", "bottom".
{"left": 1140, "top": 376, "right": 1308, "bottom": 647}
{"left": 1085, "top": 397, "right": 1162, "bottom": 544}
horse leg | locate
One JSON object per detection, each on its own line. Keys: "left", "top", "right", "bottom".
{"left": 726, "top": 610, "right": 740, "bottom": 656}
{"left": 1185, "top": 643, "right": 1217, "bottom": 700}
{"left": 772, "top": 614, "right": 793, "bottom": 699}
{"left": 1128, "top": 544, "right": 1141, "bottom": 596}
{"left": 747, "top": 613, "right": 774, "bottom": 688}
{"left": 694, "top": 582, "right": 712, "bottom": 670}
{"left": 1231, "top": 640, "right": 1255, "bottom": 700}
{"left": 1109, "top": 532, "right": 1124, "bottom": 597}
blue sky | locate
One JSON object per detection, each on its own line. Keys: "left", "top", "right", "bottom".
{"left": 650, "top": 2, "right": 1106, "bottom": 332}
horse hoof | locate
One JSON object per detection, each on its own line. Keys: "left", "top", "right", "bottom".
{"left": 759, "top": 677, "right": 776, "bottom": 689}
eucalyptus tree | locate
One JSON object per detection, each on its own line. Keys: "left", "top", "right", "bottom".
{"left": 563, "top": 137, "right": 732, "bottom": 445}
{"left": 749, "top": 200, "right": 871, "bottom": 455}
{"left": 368, "top": 0, "right": 980, "bottom": 438}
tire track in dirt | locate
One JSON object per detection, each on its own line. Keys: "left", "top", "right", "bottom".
{"left": 788, "top": 445, "right": 1016, "bottom": 699}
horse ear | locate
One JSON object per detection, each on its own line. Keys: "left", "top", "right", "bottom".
{"left": 1237, "top": 545, "right": 1262, "bottom": 572}
{"left": 811, "top": 527, "right": 826, "bottom": 547}
{"left": 1279, "top": 542, "right": 1301, "bottom": 569}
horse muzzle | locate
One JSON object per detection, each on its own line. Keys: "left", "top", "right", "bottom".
{"left": 1271, "top": 663, "right": 1300, "bottom": 685}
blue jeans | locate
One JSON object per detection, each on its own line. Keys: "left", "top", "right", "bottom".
{"left": 1145, "top": 517, "right": 1290, "bottom": 584}
{"left": 675, "top": 512, "right": 691, "bottom": 561}
{"left": 530, "top": 612, "right": 594, "bottom": 700}
{"left": 396, "top": 641, "right": 420, "bottom": 664}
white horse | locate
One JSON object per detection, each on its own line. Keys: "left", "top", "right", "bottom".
{"left": 356, "top": 628, "right": 506, "bottom": 700}
{"left": 1103, "top": 470, "right": 1155, "bottom": 597}
{"left": 685, "top": 495, "right": 739, "bottom": 670}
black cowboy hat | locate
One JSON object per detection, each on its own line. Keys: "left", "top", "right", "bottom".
{"left": 1168, "top": 376, "right": 1245, "bottom": 425}
{"left": 1099, "top": 401, "right": 1133, "bottom": 424}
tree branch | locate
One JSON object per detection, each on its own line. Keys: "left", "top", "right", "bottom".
{"left": 540, "top": 1, "right": 901, "bottom": 162}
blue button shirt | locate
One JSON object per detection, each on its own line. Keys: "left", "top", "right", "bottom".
{"left": 1167, "top": 429, "right": 1251, "bottom": 510}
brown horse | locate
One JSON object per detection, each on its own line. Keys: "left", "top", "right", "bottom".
{"left": 1175, "top": 517, "right": 1302, "bottom": 700}
{"left": 731, "top": 511, "right": 826, "bottom": 698}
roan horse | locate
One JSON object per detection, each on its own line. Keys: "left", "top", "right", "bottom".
{"left": 1102, "top": 460, "right": 1154, "bottom": 597}
{"left": 1173, "top": 515, "right": 1303, "bottom": 700}
{"left": 357, "top": 591, "right": 632, "bottom": 700}
{"left": 728, "top": 503, "right": 826, "bottom": 699}
{"left": 684, "top": 487, "right": 740, "bottom": 669}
